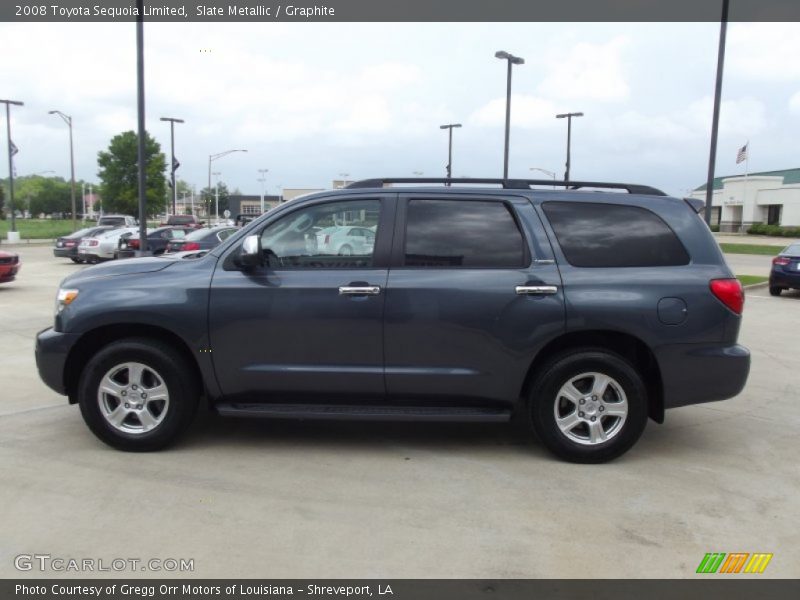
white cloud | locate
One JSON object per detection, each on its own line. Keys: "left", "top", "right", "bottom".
{"left": 536, "top": 37, "right": 630, "bottom": 102}
{"left": 729, "top": 23, "right": 800, "bottom": 82}
{"left": 789, "top": 91, "right": 800, "bottom": 113}
{"left": 469, "top": 95, "right": 558, "bottom": 129}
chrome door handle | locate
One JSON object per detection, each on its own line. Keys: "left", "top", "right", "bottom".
{"left": 339, "top": 286, "right": 381, "bottom": 296}
{"left": 516, "top": 285, "right": 558, "bottom": 296}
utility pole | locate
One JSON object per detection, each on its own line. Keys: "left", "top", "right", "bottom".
{"left": 1, "top": 98, "right": 24, "bottom": 239}
{"left": 160, "top": 117, "right": 183, "bottom": 217}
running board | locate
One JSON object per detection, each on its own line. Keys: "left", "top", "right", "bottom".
{"left": 216, "top": 403, "right": 511, "bottom": 423}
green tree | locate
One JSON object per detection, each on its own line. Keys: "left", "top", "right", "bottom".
{"left": 29, "top": 178, "right": 71, "bottom": 216}
{"left": 199, "top": 181, "right": 230, "bottom": 217}
{"left": 97, "top": 131, "right": 167, "bottom": 217}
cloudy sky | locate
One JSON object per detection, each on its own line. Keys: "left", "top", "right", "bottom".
{"left": 1, "top": 21, "right": 799, "bottom": 197}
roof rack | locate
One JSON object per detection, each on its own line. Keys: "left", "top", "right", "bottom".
{"left": 345, "top": 177, "right": 667, "bottom": 196}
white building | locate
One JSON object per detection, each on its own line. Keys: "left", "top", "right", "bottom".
{"left": 691, "top": 168, "right": 800, "bottom": 232}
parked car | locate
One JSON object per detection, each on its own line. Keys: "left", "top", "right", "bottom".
{"left": 164, "top": 226, "right": 237, "bottom": 253}
{"left": 54, "top": 226, "right": 116, "bottom": 263}
{"left": 117, "top": 227, "right": 195, "bottom": 258}
{"left": 0, "top": 251, "right": 20, "bottom": 283}
{"left": 77, "top": 227, "right": 139, "bottom": 263}
{"left": 769, "top": 242, "right": 800, "bottom": 296}
{"left": 36, "top": 177, "right": 750, "bottom": 462}
{"left": 315, "top": 225, "right": 376, "bottom": 256}
{"left": 160, "top": 214, "right": 203, "bottom": 229}
{"left": 97, "top": 215, "right": 137, "bottom": 228}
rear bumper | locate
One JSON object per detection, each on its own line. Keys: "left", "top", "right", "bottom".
{"left": 655, "top": 343, "right": 750, "bottom": 409}
{"left": 0, "top": 264, "right": 19, "bottom": 281}
{"left": 770, "top": 269, "right": 800, "bottom": 289}
{"left": 53, "top": 247, "right": 77, "bottom": 258}
{"left": 35, "top": 327, "right": 80, "bottom": 397}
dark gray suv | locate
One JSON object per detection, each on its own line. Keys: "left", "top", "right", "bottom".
{"left": 35, "top": 178, "right": 750, "bottom": 462}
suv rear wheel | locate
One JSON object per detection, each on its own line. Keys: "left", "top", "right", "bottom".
{"left": 77, "top": 338, "right": 199, "bottom": 451}
{"left": 528, "top": 349, "right": 648, "bottom": 463}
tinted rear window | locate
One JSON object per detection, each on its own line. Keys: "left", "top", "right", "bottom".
{"left": 783, "top": 244, "right": 800, "bottom": 256}
{"left": 404, "top": 199, "right": 527, "bottom": 268}
{"left": 542, "top": 201, "right": 690, "bottom": 268}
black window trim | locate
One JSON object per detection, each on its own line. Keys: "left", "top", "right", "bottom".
{"left": 540, "top": 199, "right": 691, "bottom": 269}
{"left": 222, "top": 193, "right": 396, "bottom": 272}
{"left": 391, "top": 194, "right": 533, "bottom": 270}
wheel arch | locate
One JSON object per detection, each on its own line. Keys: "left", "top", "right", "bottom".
{"left": 63, "top": 324, "right": 206, "bottom": 404}
{"left": 520, "top": 330, "right": 664, "bottom": 423}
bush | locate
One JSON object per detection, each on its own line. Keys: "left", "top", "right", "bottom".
{"left": 710, "top": 224, "right": 720, "bottom": 232}
{"left": 748, "top": 223, "right": 800, "bottom": 238}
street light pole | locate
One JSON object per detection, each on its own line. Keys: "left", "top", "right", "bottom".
{"left": 208, "top": 148, "right": 247, "bottom": 219}
{"left": 495, "top": 51, "right": 524, "bottom": 179}
{"left": 160, "top": 117, "right": 183, "bottom": 217}
{"left": 439, "top": 123, "right": 462, "bottom": 180}
{"left": 530, "top": 167, "right": 557, "bottom": 189}
{"left": 48, "top": 110, "right": 77, "bottom": 230}
{"left": 556, "top": 112, "right": 584, "bottom": 183}
{"left": 258, "top": 168, "right": 268, "bottom": 213}
{"left": 704, "top": 0, "right": 730, "bottom": 226}
{"left": 213, "top": 171, "right": 221, "bottom": 224}
{"left": 1, "top": 99, "right": 24, "bottom": 236}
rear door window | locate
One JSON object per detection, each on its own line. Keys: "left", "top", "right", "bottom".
{"left": 403, "top": 199, "right": 527, "bottom": 268}
{"left": 542, "top": 201, "right": 690, "bottom": 268}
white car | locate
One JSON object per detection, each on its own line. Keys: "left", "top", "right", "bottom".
{"left": 78, "top": 227, "right": 139, "bottom": 262}
{"left": 315, "top": 226, "right": 375, "bottom": 256}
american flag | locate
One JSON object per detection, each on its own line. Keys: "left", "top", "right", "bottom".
{"left": 736, "top": 143, "right": 748, "bottom": 164}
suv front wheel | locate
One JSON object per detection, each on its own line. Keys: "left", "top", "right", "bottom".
{"left": 528, "top": 349, "right": 648, "bottom": 463}
{"left": 77, "top": 338, "right": 199, "bottom": 451}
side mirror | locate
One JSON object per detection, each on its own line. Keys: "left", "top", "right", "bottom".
{"left": 237, "top": 234, "right": 263, "bottom": 269}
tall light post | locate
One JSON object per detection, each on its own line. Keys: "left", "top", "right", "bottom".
{"left": 556, "top": 112, "right": 584, "bottom": 183}
{"left": 2, "top": 99, "right": 24, "bottom": 238}
{"left": 439, "top": 123, "right": 461, "bottom": 180}
{"left": 213, "top": 171, "right": 222, "bottom": 224}
{"left": 495, "top": 51, "right": 524, "bottom": 179}
{"left": 208, "top": 149, "right": 246, "bottom": 219}
{"left": 704, "top": 0, "right": 730, "bottom": 226}
{"left": 48, "top": 110, "right": 77, "bottom": 230}
{"left": 160, "top": 117, "right": 183, "bottom": 217}
{"left": 258, "top": 168, "right": 268, "bottom": 213}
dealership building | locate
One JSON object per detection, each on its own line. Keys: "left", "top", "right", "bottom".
{"left": 691, "top": 168, "right": 800, "bottom": 232}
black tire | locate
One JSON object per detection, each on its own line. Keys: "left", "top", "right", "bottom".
{"left": 338, "top": 244, "right": 353, "bottom": 256}
{"left": 69, "top": 257, "right": 83, "bottom": 264}
{"left": 769, "top": 286, "right": 782, "bottom": 296}
{"left": 527, "top": 349, "right": 648, "bottom": 463}
{"left": 77, "top": 337, "right": 199, "bottom": 451}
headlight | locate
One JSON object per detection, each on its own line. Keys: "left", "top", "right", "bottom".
{"left": 56, "top": 288, "right": 79, "bottom": 313}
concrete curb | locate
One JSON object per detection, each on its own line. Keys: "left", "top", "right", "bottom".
{"left": 743, "top": 281, "right": 769, "bottom": 290}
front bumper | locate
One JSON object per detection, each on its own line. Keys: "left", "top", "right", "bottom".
{"left": 35, "top": 327, "right": 80, "bottom": 397}
{"left": 655, "top": 343, "right": 750, "bottom": 409}
{"left": 0, "top": 264, "right": 20, "bottom": 282}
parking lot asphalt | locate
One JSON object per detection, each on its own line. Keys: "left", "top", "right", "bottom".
{"left": 1, "top": 246, "right": 798, "bottom": 579}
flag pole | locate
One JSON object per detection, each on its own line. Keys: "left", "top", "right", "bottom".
{"left": 742, "top": 140, "right": 749, "bottom": 234}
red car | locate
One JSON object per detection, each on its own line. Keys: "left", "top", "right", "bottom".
{"left": 0, "top": 251, "right": 21, "bottom": 283}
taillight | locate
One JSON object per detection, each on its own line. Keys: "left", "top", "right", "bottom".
{"left": 65, "top": 241, "right": 76, "bottom": 247}
{"left": 88, "top": 240, "right": 99, "bottom": 247}
{"left": 183, "top": 242, "right": 200, "bottom": 251}
{"left": 772, "top": 256, "right": 790, "bottom": 266}
{"left": 710, "top": 278, "right": 744, "bottom": 314}
{"left": 130, "top": 239, "right": 140, "bottom": 249}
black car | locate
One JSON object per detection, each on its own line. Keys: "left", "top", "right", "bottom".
{"left": 53, "top": 226, "right": 115, "bottom": 263}
{"left": 769, "top": 242, "right": 800, "bottom": 296}
{"left": 164, "top": 226, "right": 238, "bottom": 253}
{"left": 36, "top": 177, "right": 750, "bottom": 463}
{"left": 117, "top": 227, "right": 195, "bottom": 258}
